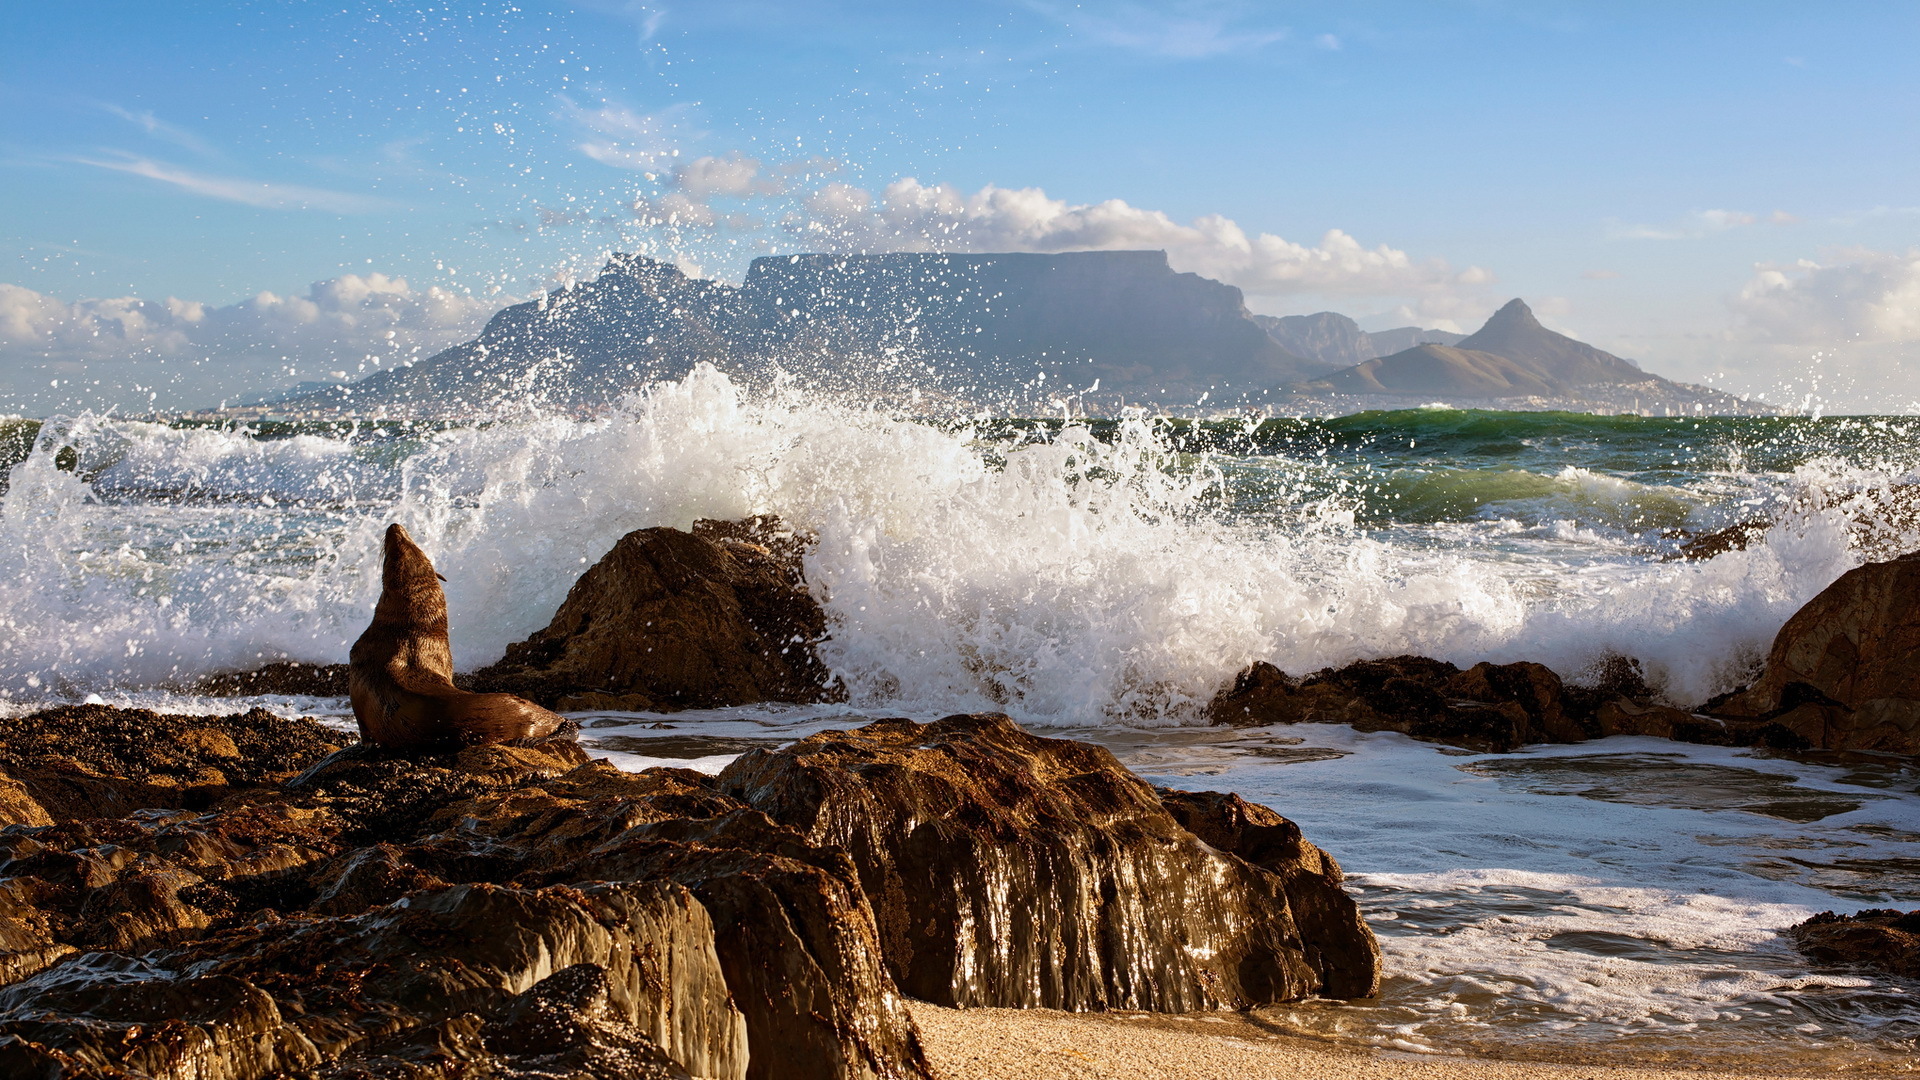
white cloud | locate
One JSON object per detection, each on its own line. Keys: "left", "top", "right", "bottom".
{"left": 72, "top": 153, "right": 393, "bottom": 214}
{"left": 791, "top": 177, "right": 1488, "bottom": 302}
{"left": 673, "top": 152, "right": 781, "bottom": 197}
{"left": 562, "top": 98, "right": 694, "bottom": 172}
{"left": 0, "top": 275, "right": 500, "bottom": 410}
{"left": 1733, "top": 247, "right": 1920, "bottom": 345}
{"left": 100, "top": 104, "right": 216, "bottom": 157}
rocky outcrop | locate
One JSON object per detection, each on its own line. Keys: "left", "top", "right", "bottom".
{"left": 472, "top": 518, "right": 842, "bottom": 712}
{"left": 194, "top": 661, "right": 351, "bottom": 697}
{"left": 0, "top": 704, "right": 345, "bottom": 824}
{"left": 0, "top": 880, "right": 748, "bottom": 1080}
{"left": 1207, "top": 654, "right": 1814, "bottom": 754}
{"left": 1789, "top": 909, "right": 1920, "bottom": 977}
{"left": 715, "top": 712, "right": 1381, "bottom": 1008}
{"left": 0, "top": 708, "right": 928, "bottom": 1080}
{"left": 0, "top": 706, "right": 1379, "bottom": 1078}
{"left": 1207, "top": 656, "right": 1590, "bottom": 753}
{"left": 1154, "top": 788, "right": 1378, "bottom": 999}
{"left": 1711, "top": 553, "right": 1920, "bottom": 754}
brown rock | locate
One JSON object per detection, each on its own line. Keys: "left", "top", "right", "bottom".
{"left": 0, "top": 705, "right": 345, "bottom": 822}
{"left": 0, "top": 880, "right": 748, "bottom": 1080}
{"left": 193, "top": 661, "right": 351, "bottom": 698}
{"left": 283, "top": 747, "right": 930, "bottom": 1080}
{"left": 1154, "top": 788, "right": 1379, "bottom": 999}
{"left": 1790, "top": 909, "right": 1920, "bottom": 977}
{"left": 717, "top": 712, "right": 1380, "bottom": 1010}
{"left": 1594, "top": 697, "right": 1686, "bottom": 739}
{"left": 554, "top": 811, "right": 932, "bottom": 1080}
{"left": 1713, "top": 552, "right": 1920, "bottom": 753}
{"left": 0, "top": 768, "right": 51, "bottom": 828}
{"left": 472, "top": 517, "right": 842, "bottom": 711}
{"left": 1207, "top": 656, "right": 1593, "bottom": 752}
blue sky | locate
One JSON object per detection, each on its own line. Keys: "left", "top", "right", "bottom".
{"left": 4, "top": 1, "right": 1919, "bottom": 411}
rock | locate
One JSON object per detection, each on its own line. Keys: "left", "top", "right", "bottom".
{"left": 1668, "top": 518, "right": 1770, "bottom": 561}
{"left": 1593, "top": 697, "right": 1686, "bottom": 739}
{"left": 350, "top": 523, "right": 567, "bottom": 749}
{"left": 716, "top": 712, "right": 1380, "bottom": 1010}
{"left": 1154, "top": 788, "right": 1379, "bottom": 999}
{"left": 193, "top": 661, "right": 352, "bottom": 697}
{"left": 1789, "top": 909, "right": 1920, "bottom": 977}
{"left": 1207, "top": 656, "right": 1593, "bottom": 752}
{"left": 0, "top": 770, "right": 51, "bottom": 828}
{"left": 1712, "top": 552, "right": 1920, "bottom": 753}
{"left": 472, "top": 518, "right": 843, "bottom": 711}
{"left": 0, "top": 705, "right": 346, "bottom": 822}
{"left": 0, "top": 880, "right": 748, "bottom": 1080}
{"left": 550, "top": 811, "right": 931, "bottom": 1080}
{"left": 0, "top": 709, "right": 1384, "bottom": 1080}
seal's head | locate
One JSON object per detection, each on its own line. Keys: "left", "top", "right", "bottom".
{"left": 372, "top": 523, "right": 450, "bottom": 634}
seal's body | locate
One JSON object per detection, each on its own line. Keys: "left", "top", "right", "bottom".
{"left": 350, "top": 524, "right": 565, "bottom": 749}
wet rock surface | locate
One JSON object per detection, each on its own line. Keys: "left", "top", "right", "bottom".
{"left": 716, "top": 712, "right": 1382, "bottom": 1009}
{"left": 194, "top": 661, "right": 352, "bottom": 698}
{"left": 0, "top": 705, "right": 1385, "bottom": 1078}
{"left": 1154, "top": 788, "right": 1379, "bottom": 999}
{"left": 1790, "top": 909, "right": 1920, "bottom": 977}
{"left": 1207, "top": 656, "right": 1593, "bottom": 753}
{"left": 472, "top": 518, "right": 844, "bottom": 712}
{"left": 1208, "top": 654, "right": 1817, "bottom": 754}
{"left": 0, "top": 709, "right": 929, "bottom": 1080}
{"left": 0, "top": 705, "right": 346, "bottom": 825}
{"left": 1713, "top": 552, "right": 1920, "bottom": 755}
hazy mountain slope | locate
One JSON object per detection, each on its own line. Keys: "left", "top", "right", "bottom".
{"left": 1293, "top": 299, "right": 1768, "bottom": 414}
{"left": 1252, "top": 311, "right": 1463, "bottom": 368}
{"left": 282, "top": 250, "right": 1330, "bottom": 415}
{"left": 1310, "top": 344, "right": 1558, "bottom": 396}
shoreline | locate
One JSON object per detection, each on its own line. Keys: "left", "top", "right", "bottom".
{"left": 911, "top": 1005, "right": 1864, "bottom": 1079}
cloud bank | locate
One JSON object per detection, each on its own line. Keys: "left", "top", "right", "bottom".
{"left": 0, "top": 274, "right": 498, "bottom": 411}
{"left": 794, "top": 177, "right": 1490, "bottom": 304}
{"left": 1733, "top": 247, "right": 1920, "bottom": 345}
{"left": 1708, "top": 247, "right": 1920, "bottom": 412}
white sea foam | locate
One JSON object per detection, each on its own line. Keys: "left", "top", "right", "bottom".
{"left": 0, "top": 367, "right": 1904, "bottom": 714}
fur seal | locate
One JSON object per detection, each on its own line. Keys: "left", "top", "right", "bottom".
{"left": 349, "top": 523, "right": 566, "bottom": 750}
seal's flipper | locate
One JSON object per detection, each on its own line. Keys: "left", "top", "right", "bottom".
{"left": 438, "top": 693, "right": 566, "bottom": 745}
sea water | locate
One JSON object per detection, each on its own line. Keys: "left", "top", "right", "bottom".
{"left": 6, "top": 365, "right": 1920, "bottom": 1068}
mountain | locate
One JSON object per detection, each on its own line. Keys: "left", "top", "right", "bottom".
{"left": 279, "top": 251, "right": 1330, "bottom": 416}
{"left": 1251, "top": 312, "right": 1464, "bottom": 368}
{"left": 1293, "top": 299, "right": 1766, "bottom": 414}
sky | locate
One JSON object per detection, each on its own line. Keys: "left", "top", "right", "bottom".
{"left": 3, "top": 0, "right": 1919, "bottom": 413}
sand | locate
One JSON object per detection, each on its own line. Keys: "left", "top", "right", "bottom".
{"left": 910, "top": 1005, "right": 1854, "bottom": 1080}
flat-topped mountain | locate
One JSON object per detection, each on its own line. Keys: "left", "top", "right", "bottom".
{"left": 1293, "top": 299, "right": 1764, "bottom": 414}
{"left": 281, "top": 251, "right": 1328, "bottom": 415}
{"left": 276, "top": 256, "right": 1766, "bottom": 417}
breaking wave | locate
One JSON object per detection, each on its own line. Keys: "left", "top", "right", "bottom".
{"left": 0, "top": 367, "right": 1916, "bottom": 718}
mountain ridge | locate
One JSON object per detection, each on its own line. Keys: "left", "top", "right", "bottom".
{"left": 274, "top": 254, "right": 1769, "bottom": 417}
{"left": 1251, "top": 311, "right": 1464, "bottom": 368}
{"left": 280, "top": 250, "right": 1330, "bottom": 415}
{"left": 1291, "top": 298, "right": 1764, "bottom": 414}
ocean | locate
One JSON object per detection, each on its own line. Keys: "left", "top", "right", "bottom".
{"left": 5, "top": 364, "right": 1919, "bottom": 1069}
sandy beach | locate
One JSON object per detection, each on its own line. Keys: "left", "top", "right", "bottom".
{"left": 911, "top": 1006, "right": 1852, "bottom": 1080}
